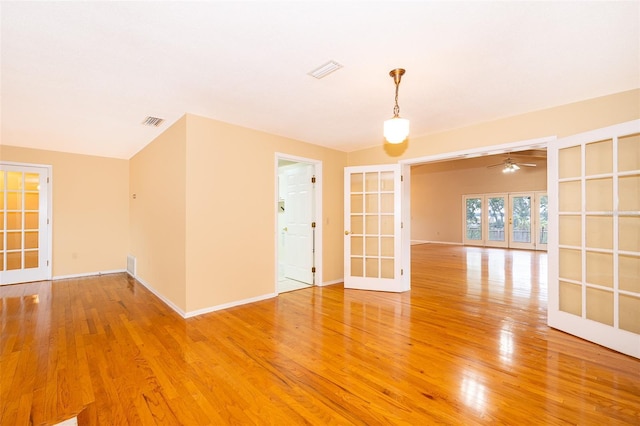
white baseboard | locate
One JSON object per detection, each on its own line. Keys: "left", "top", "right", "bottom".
{"left": 134, "top": 274, "right": 278, "bottom": 319}
{"left": 53, "top": 269, "right": 126, "bottom": 280}
{"left": 134, "top": 275, "right": 188, "bottom": 318}
{"left": 412, "top": 240, "right": 463, "bottom": 246}
{"left": 184, "top": 293, "right": 277, "bottom": 318}
{"left": 54, "top": 416, "right": 78, "bottom": 426}
{"left": 318, "top": 278, "right": 343, "bottom": 287}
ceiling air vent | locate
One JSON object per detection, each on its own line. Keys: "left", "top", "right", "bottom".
{"left": 308, "top": 60, "right": 343, "bottom": 79}
{"left": 142, "top": 116, "right": 164, "bottom": 127}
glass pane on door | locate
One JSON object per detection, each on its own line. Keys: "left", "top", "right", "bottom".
{"left": 465, "top": 197, "right": 482, "bottom": 241}
{"left": 487, "top": 197, "right": 505, "bottom": 242}
{"left": 512, "top": 196, "right": 532, "bottom": 243}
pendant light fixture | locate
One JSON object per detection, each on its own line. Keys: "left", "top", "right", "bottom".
{"left": 383, "top": 68, "right": 410, "bottom": 144}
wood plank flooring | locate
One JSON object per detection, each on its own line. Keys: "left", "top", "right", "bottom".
{"left": 1, "top": 244, "right": 639, "bottom": 425}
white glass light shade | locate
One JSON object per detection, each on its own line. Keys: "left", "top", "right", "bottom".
{"left": 502, "top": 163, "right": 520, "bottom": 173}
{"left": 383, "top": 117, "right": 410, "bottom": 144}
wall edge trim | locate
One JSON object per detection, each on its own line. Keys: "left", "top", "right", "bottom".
{"left": 319, "top": 278, "right": 343, "bottom": 287}
{"left": 134, "top": 275, "right": 188, "bottom": 318}
{"left": 184, "top": 293, "right": 277, "bottom": 318}
{"left": 412, "top": 241, "right": 464, "bottom": 246}
{"left": 53, "top": 269, "right": 126, "bottom": 280}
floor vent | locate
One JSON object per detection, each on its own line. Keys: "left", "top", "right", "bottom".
{"left": 126, "top": 255, "right": 136, "bottom": 276}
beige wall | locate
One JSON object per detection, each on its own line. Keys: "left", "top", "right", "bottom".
{"left": 348, "top": 89, "right": 640, "bottom": 166}
{"left": 184, "top": 114, "right": 346, "bottom": 312}
{"left": 129, "top": 116, "right": 187, "bottom": 311}
{"left": 130, "top": 114, "right": 347, "bottom": 314}
{"left": 1, "top": 145, "right": 129, "bottom": 277}
{"left": 412, "top": 156, "right": 547, "bottom": 243}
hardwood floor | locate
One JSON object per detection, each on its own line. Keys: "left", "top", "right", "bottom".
{"left": 1, "top": 244, "right": 639, "bottom": 425}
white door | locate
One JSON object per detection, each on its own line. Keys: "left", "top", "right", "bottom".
{"left": 282, "top": 163, "right": 314, "bottom": 284}
{"left": 463, "top": 195, "right": 483, "bottom": 246}
{"left": 344, "top": 165, "right": 407, "bottom": 292}
{"left": 509, "top": 193, "right": 535, "bottom": 250}
{"left": 548, "top": 119, "right": 640, "bottom": 358}
{"left": 0, "top": 164, "right": 51, "bottom": 285}
{"left": 486, "top": 194, "right": 508, "bottom": 248}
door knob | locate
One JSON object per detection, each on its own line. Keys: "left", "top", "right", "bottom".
{"left": 283, "top": 227, "right": 288, "bottom": 232}
{"left": 345, "top": 230, "right": 350, "bottom": 235}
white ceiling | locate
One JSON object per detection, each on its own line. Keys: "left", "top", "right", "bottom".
{"left": 1, "top": 1, "right": 638, "bottom": 159}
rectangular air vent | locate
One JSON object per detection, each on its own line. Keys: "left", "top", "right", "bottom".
{"left": 126, "top": 255, "right": 136, "bottom": 276}
{"left": 142, "top": 116, "right": 164, "bottom": 127}
{"left": 308, "top": 60, "right": 343, "bottom": 79}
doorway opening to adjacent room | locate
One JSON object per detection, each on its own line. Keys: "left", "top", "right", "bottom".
{"left": 275, "top": 154, "right": 322, "bottom": 293}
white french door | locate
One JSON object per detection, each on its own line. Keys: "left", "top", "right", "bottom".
{"left": 344, "top": 164, "right": 408, "bottom": 292}
{"left": 509, "top": 193, "right": 535, "bottom": 250}
{"left": 0, "top": 164, "right": 51, "bottom": 285}
{"left": 463, "top": 195, "right": 484, "bottom": 246}
{"left": 548, "top": 119, "right": 640, "bottom": 358}
{"left": 486, "top": 194, "right": 508, "bottom": 248}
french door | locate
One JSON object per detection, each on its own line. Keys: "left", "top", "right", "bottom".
{"left": 344, "top": 164, "right": 409, "bottom": 292}
{"left": 464, "top": 192, "right": 546, "bottom": 250}
{"left": 486, "top": 194, "right": 507, "bottom": 248}
{"left": 0, "top": 164, "right": 51, "bottom": 285}
{"left": 548, "top": 119, "right": 640, "bottom": 358}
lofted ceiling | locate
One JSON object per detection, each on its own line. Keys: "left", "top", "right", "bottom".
{"left": 1, "top": 1, "right": 638, "bottom": 159}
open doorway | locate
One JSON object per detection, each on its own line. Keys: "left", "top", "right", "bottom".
{"left": 275, "top": 154, "right": 322, "bottom": 294}
{"left": 403, "top": 138, "right": 552, "bottom": 251}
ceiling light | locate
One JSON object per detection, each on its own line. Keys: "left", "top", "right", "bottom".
{"left": 502, "top": 163, "right": 520, "bottom": 173}
{"left": 308, "top": 60, "right": 343, "bottom": 79}
{"left": 383, "top": 68, "right": 410, "bottom": 144}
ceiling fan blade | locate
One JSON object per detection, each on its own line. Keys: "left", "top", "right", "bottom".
{"left": 518, "top": 163, "right": 537, "bottom": 167}
{"left": 487, "top": 163, "right": 504, "bottom": 168}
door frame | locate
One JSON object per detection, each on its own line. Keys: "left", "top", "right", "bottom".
{"left": 274, "top": 153, "right": 322, "bottom": 291}
{"left": 0, "top": 161, "right": 53, "bottom": 284}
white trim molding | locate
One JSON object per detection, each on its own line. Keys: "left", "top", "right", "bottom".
{"left": 134, "top": 275, "right": 188, "bottom": 318}
{"left": 319, "top": 278, "right": 343, "bottom": 287}
{"left": 184, "top": 293, "right": 278, "bottom": 319}
{"left": 53, "top": 269, "right": 126, "bottom": 280}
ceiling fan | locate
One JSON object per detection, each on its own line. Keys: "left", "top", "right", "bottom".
{"left": 487, "top": 157, "right": 537, "bottom": 173}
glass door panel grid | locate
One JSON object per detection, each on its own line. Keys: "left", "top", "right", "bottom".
{"left": 1, "top": 170, "right": 41, "bottom": 272}
{"left": 558, "top": 133, "right": 640, "bottom": 334}
{"left": 350, "top": 171, "right": 395, "bottom": 279}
